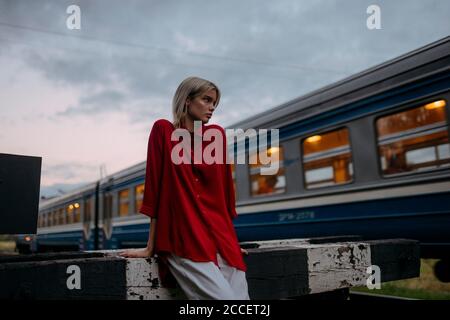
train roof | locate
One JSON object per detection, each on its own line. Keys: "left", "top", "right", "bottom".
{"left": 39, "top": 181, "right": 98, "bottom": 210}
{"left": 98, "top": 161, "right": 145, "bottom": 184}
{"left": 228, "top": 36, "right": 450, "bottom": 131}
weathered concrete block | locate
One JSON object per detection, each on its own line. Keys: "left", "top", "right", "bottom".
{"left": 0, "top": 237, "right": 420, "bottom": 300}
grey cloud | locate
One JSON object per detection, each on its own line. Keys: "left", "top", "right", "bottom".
{"left": 1, "top": 0, "right": 449, "bottom": 127}
{"left": 41, "top": 162, "right": 99, "bottom": 179}
{"left": 56, "top": 89, "right": 126, "bottom": 117}
{"left": 40, "top": 182, "right": 90, "bottom": 198}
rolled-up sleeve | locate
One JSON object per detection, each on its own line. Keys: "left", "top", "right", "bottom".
{"left": 139, "top": 121, "right": 164, "bottom": 219}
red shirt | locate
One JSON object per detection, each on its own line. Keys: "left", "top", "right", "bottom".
{"left": 139, "top": 119, "right": 247, "bottom": 284}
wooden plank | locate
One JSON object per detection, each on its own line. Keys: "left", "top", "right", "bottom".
{"left": 124, "top": 257, "right": 185, "bottom": 300}
{"left": 240, "top": 235, "right": 363, "bottom": 249}
{"left": 368, "top": 239, "right": 420, "bottom": 282}
{"left": 0, "top": 257, "right": 127, "bottom": 299}
{"left": 0, "top": 251, "right": 104, "bottom": 264}
{"left": 244, "top": 247, "right": 309, "bottom": 299}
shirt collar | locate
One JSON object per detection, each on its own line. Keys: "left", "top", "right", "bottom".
{"left": 180, "top": 120, "right": 206, "bottom": 137}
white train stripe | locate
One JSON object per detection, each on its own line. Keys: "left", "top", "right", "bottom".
{"left": 37, "top": 223, "right": 83, "bottom": 235}
{"left": 236, "top": 180, "right": 450, "bottom": 214}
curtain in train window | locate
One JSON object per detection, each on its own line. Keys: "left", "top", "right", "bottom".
{"left": 376, "top": 99, "right": 449, "bottom": 176}
{"left": 135, "top": 184, "right": 144, "bottom": 214}
{"left": 302, "top": 128, "right": 353, "bottom": 189}
{"left": 119, "top": 189, "right": 130, "bottom": 217}
{"left": 249, "top": 146, "right": 286, "bottom": 196}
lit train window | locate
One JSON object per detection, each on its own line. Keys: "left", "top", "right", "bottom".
{"left": 249, "top": 146, "right": 286, "bottom": 196}
{"left": 67, "top": 204, "right": 74, "bottom": 224}
{"left": 44, "top": 212, "right": 48, "bottom": 227}
{"left": 74, "top": 202, "right": 81, "bottom": 223}
{"left": 104, "top": 194, "right": 113, "bottom": 220}
{"left": 376, "top": 99, "right": 450, "bottom": 176}
{"left": 302, "top": 128, "right": 353, "bottom": 189}
{"left": 84, "top": 198, "right": 92, "bottom": 222}
{"left": 58, "top": 208, "right": 65, "bottom": 225}
{"left": 53, "top": 210, "right": 58, "bottom": 226}
{"left": 230, "top": 163, "right": 238, "bottom": 199}
{"left": 119, "top": 189, "right": 130, "bottom": 217}
{"left": 135, "top": 184, "right": 144, "bottom": 214}
{"left": 77, "top": 203, "right": 81, "bottom": 222}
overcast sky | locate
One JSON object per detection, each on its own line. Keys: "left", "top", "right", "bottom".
{"left": 1, "top": 0, "right": 449, "bottom": 197}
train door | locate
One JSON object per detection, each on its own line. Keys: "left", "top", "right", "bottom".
{"left": 103, "top": 192, "right": 113, "bottom": 241}
{"left": 82, "top": 197, "right": 92, "bottom": 244}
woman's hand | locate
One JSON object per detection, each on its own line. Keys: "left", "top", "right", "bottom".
{"left": 241, "top": 248, "right": 248, "bottom": 255}
{"left": 119, "top": 246, "right": 154, "bottom": 258}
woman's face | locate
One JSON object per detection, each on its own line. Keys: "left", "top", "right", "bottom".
{"left": 186, "top": 88, "right": 217, "bottom": 123}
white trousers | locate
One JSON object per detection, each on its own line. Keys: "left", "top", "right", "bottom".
{"left": 166, "top": 253, "right": 250, "bottom": 300}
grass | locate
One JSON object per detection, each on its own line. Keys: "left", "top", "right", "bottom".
{"left": 351, "top": 259, "right": 450, "bottom": 300}
{"left": 0, "top": 240, "right": 17, "bottom": 255}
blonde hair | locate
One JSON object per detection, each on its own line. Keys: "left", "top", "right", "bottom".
{"left": 172, "top": 76, "right": 221, "bottom": 129}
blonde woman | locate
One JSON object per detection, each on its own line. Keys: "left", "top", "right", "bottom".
{"left": 120, "top": 76, "right": 250, "bottom": 300}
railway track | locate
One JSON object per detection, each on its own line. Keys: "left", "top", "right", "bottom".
{"left": 349, "top": 291, "right": 418, "bottom": 301}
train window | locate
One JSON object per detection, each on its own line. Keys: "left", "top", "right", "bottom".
{"left": 43, "top": 212, "right": 48, "bottom": 227}
{"left": 67, "top": 204, "right": 74, "bottom": 224}
{"left": 302, "top": 128, "right": 353, "bottom": 189}
{"left": 104, "top": 193, "right": 113, "bottom": 220}
{"left": 230, "top": 163, "right": 238, "bottom": 199}
{"left": 135, "top": 184, "right": 144, "bottom": 214}
{"left": 119, "top": 189, "right": 130, "bottom": 217}
{"left": 376, "top": 99, "right": 450, "bottom": 176}
{"left": 58, "top": 208, "right": 65, "bottom": 225}
{"left": 74, "top": 203, "right": 81, "bottom": 223}
{"left": 84, "top": 198, "right": 92, "bottom": 222}
{"left": 249, "top": 146, "right": 286, "bottom": 196}
{"left": 54, "top": 210, "right": 59, "bottom": 226}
